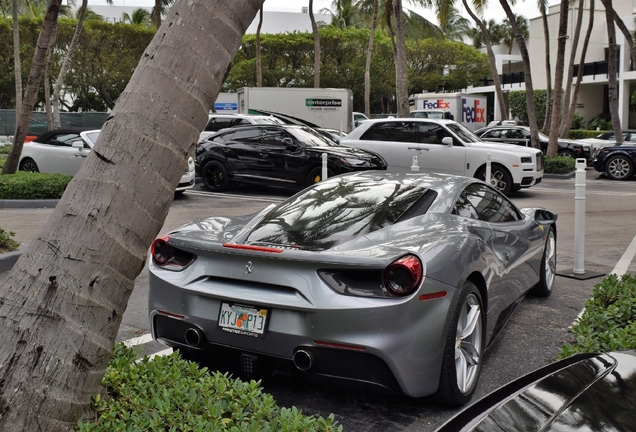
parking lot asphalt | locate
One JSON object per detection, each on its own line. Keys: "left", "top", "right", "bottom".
{"left": 0, "top": 168, "right": 634, "bottom": 431}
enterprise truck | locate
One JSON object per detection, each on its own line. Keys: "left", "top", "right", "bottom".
{"left": 237, "top": 87, "right": 355, "bottom": 133}
{"left": 409, "top": 93, "right": 487, "bottom": 132}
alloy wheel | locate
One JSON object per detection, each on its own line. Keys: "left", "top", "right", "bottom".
{"left": 454, "top": 293, "right": 483, "bottom": 393}
{"left": 544, "top": 230, "right": 556, "bottom": 291}
{"left": 608, "top": 157, "right": 631, "bottom": 179}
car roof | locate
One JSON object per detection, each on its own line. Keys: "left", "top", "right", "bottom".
{"left": 34, "top": 127, "right": 97, "bottom": 142}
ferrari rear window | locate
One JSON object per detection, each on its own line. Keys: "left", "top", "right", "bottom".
{"left": 246, "top": 179, "right": 436, "bottom": 251}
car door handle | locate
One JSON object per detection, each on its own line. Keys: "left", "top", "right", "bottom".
{"left": 74, "top": 153, "right": 87, "bottom": 157}
{"left": 408, "top": 147, "right": 429, "bottom": 151}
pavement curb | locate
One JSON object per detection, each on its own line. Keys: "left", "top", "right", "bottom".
{"left": 544, "top": 171, "right": 576, "bottom": 179}
{"left": 0, "top": 199, "right": 59, "bottom": 209}
{"left": 0, "top": 243, "right": 26, "bottom": 272}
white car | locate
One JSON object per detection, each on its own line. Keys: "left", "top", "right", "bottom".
{"left": 200, "top": 113, "right": 284, "bottom": 141}
{"left": 19, "top": 128, "right": 196, "bottom": 196}
{"left": 340, "top": 118, "right": 544, "bottom": 194}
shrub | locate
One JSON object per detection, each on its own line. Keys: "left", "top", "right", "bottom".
{"left": 0, "top": 171, "right": 71, "bottom": 199}
{"left": 76, "top": 344, "right": 343, "bottom": 432}
{"left": 559, "top": 274, "right": 636, "bottom": 359}
{"left": 545, "top": 156, "right": 575, "bottom": 174}
{"left": 0, "top": 227, "right": 20, "bottom": 252}
{"left": 567, "top": 130, "right": 606, "bottom": 140}
{"left": 587, "top": 113, "right": 612, "bottom": 131}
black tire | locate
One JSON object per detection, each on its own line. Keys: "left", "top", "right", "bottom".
{"left": 530, "top": 227, "right": 556, "bottom": 297}
{"left": 201, "top": 160, "right": 230, "bottom": 192}
{"left": 476, "top": 164, "right": 513, "bottom": 195}
{"left": 174, "top": 190, "right": 185, "bottom": 198}
{"left": 306, "top": 167, "right": 335, "bottom": 187}
{"left": 605, "top": 155, "right": 634, "bottom": 180}
{"left": 437, "top": 281, "right": 485, "bottom": 406}
{"left": 557, "top": 149, "right": 576, "bottom": 159}
{"left": 19, "top": 158, "right": 39, "bottom": 172}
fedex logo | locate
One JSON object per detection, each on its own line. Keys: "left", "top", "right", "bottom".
{"left": 421, "top": 99, "right": 450, "bottom": 109}
{"left": 462, "top": 98, "right": 485, "bottom": 124}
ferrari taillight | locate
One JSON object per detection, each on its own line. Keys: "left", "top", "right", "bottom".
{"left": 151, "top": 235, "right": 196, "bottom": 271}
{"left": 383, "top": 255, "right": 423, "bottom": 296}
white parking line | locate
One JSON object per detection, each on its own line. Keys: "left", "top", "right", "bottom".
{"left": 122, "top": 333, "right": 153, "bottom": 347}
{"left": 186, "top": 190, "right": 284, "bottom": 203}
{"left": 612, "top": 235, "right": 636, "bottom": 276}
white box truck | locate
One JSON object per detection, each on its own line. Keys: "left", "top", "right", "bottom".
{"left": 409, "top": 92, "right": 487, "bottom": 131}
{"left": 237, "top": 87, "right": 355, "bottom": 132}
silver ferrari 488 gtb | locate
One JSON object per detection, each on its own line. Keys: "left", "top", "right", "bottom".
{"left": 148, "top": 170, "right": 557, "bottom": 406}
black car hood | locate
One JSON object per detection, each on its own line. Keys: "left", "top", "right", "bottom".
{"left": 438, "top": 351, "right": 636, "bottom": 432}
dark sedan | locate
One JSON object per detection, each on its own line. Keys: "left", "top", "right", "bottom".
{"left": 195, "top": 124, "right": 387, "bottom": 192}
{"left": 436, "top": 351, "right": 636, "bottom": 431}
{"left": 475, "top": 126, "right": 593, "bottom": 162}
{"left": 594, "top": 143, "right": 636, "bottom": 180}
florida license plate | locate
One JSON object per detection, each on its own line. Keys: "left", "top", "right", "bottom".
{"left": 218, "top": 302, "right": 268, "bottom": 338}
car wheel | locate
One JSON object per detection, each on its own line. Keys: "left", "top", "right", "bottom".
{"left": 530, "top": 227, "right": 556, "bottom": 297}
{"left": 437, "top": 281, "right": 484, "bottom": 406}
{"left": 19, "top": 158, "right": 39, "bottom": 172}
{"left": 557, "top": 149, "right": 576, "bottom": 159}
{"left": 605, "top": 155, "right": 634, "bottom": 180}
{"left": 201, "top": 160, "right": 230, "bottom": 192}
{"left": 306, "top": 167, "right": 335, "bottom": 187}
{"left": 476, "top": 165, "right": 512, "bottom": 195}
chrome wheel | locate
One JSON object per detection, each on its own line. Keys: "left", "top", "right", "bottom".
{"left": 19, "top": 158, "right": 39, "bottom": 172}
{"left": 477, "top": 166, "right": 512, "bottom": 195}
{"left": 454, "top": 293, "right": 483, "bottom": 394}
{"left": 543, "top": 230, "right": 556, "bottom": 291}
{"left": 606, "top": 156, "right": 634, "bottom": 180}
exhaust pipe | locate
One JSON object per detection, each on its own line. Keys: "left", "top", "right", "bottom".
{"left": 293, "top": 349, "right": 315, "bottom": 371}
{"left": 184, "top": 327, "right": 203, "bottom": 348}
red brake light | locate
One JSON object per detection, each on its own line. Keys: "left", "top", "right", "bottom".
{"left": 151, "top": 235, "right": 172, "bottom": 265}
{"left": 151, "top": 235, "right": 196, "bottom": 271}
{"left": 384, "top": 254, "right": 423, "bottom": 296}
{"left": 222, "top": 243, "right": 283, "bottom": 253}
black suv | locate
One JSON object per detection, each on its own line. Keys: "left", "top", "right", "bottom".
{"left": 196, "top": 124, "right": 387, "bottom": 192}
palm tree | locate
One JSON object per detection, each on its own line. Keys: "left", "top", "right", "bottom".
{"left": 255, "top": 5, "right": 263, "bottom": 86}
{"left": 546, "top": 0, "right": 568, "bottom": 158}
{"left": 538, "top": 0, "right": 552, "bottom": 133}
{"left": 122, "top": 7, "right": 152, "bottom": 26}
{"left": 559, "top": 0, "right": 585, "bottom": 137}
{"left": 600, "top": 0, "right": 622, "bottom": 145}
{"left": 392, "top": 0, "right": 410, "bottom": 117}
{"left": 364, "top": 0, "right": 379, "bottom": 117}
{"left": 152, "top": 0, "right": 173, "bottom": 28}
{"left": 309, "top": 0, "right": 321, "bottom": 88}
{"left": 322, "top": 0, "right": 358, "bottom": 28}
{"left": 0, "top": 1, "right": 265, "bottom": 429}
{"left": 437, "top": 5, "right": 471, "bottom": 41}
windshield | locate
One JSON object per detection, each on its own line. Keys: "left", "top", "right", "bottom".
{"left": 446, "top": 122, "right": 482, "bottom": 143}
{"left": 287, "top": 127, "right": 337, "bottom": 147}
{"left": 86, "top": 131, "right": 100, "bottom": 146}
{"left": 246, "top": 178, "right": 430, "bottom": 250}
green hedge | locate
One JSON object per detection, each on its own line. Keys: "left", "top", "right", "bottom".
{"left": 545, "top": 156, "right": 576, "bottom": 174}
{"left": 76, "top": 344, "right": 343, "bottom": 432}
{"left": 560, "top": 274, "right": 636, "bottom": 358}
{"left": 567, "top": 130, "right": 606, "bottom": 140}
{"left": 0, "top": 171, "right": 71, "bottom": 199}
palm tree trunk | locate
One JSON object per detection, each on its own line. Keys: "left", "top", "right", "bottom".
{"left": 563, "top": 0, "right": 594, "bottom": 136}
{"left": 12, "top": 0, "right": 22, "bottom": 130}
{"left": 499, "top": 0, "right": 541, "bottom": 150}
{"left": 0, "top": 1, "right": 263, "bottom": 430}
{"left": 540, "top": 3, "right": 552, "bottom": 133}
{"left": 393, "top": 0, "right": 410, "bottom": 117}
{"left": 309, "top": 0, "right": 321, "bottom": 88}
{"left": 547, "top": 0, "right": 569, "bottom": 158}
{"left": 559, "top": 0, "right": 585, "bottom": 137}
{"left": 364, "top": 0, "right": 379, "bottom": 118}
{"left": 44, "top": 26, "right": 57, "bottom": 129}
{"left": 463, "top": 0, "right": 507, "bottom": 120}
{"left": 256, "top": 6, "right": 263, "bottom": 87}
{"left": 3, "top": 0, "right": 63, "bottom": 175}
{"left": 601, "top": 0, "right": 622, "bottom": 145}
{"left": 53, "top": 0, "right": 88, "bottom": 129}
{"left": 611, "top": 10, "right": 636, "bottom": 68}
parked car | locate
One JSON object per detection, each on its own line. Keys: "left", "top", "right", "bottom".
{"left": 195, "top": 124, "right": 387, "bottom": 192}
{"left": 577, "top": 129, "right": 636, "bottom": 157}
{"left": 148, "top": 170, "right": 557, "bottom": 406}
{"left": 436, "top": 350, "right": 636, "bottom": 431}
{"left": 340, "top": 118, "right": 544, "bottom": 195}
{"left": 474, "top": 125, "right": 593, "bottom": 162}
{"left": 19, "top": 128, "right": 195, "bottom": 195}
{"left": 593, "top": 143, "right": 636, "bottom": 180}
{"left": 353, "top": 111, "right": 369, "bottom": 128}
{"left": 315, "top": 127, "right": 347, "bottom": 144}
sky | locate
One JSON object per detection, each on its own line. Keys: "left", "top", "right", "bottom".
{"left": 263, "top": 0, "right": 552, "bottom": 25}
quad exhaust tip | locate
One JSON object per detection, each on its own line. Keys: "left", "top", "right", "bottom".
{"left": 293, "top": 349, "right": 315, "bottom": 371}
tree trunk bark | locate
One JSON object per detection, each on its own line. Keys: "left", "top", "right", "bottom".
{"left": 309, "top": 0, "right": 321, "bottom": 88}
{"left": 547, "top": 0, "right": 569, "bottom": 158}
{"left": 540, "top": 4, "right": 552, "bottom": 133}
{"left": 364, "top": 0, "right": 379, "bottom": 118}
{"left": 499, "top": 0, "right": 541, "bottom": 150}
{"left": 393, "top": 0, "right": 410, "bottom": 118}
{"left": 3, "top": 0, "right": 63, "bottom": 175}
{"left": 559, "top": 0, "right": 584, "bottom": 137}
{"left": 0, "top": 1, "right": 263, "bottom": 430}
{"left": 12, "top": 0, "right": 22, "bottom": 130}
{"left": 463, "top": 0, "right": 507, "bottom": 120}
{"left": 44, "top": 26, "right": 57, "bottom": 129}
{"left": 602, "top": 0, "right": 623, "bottom": 144}
{"left": 256, "top": 6, "right": 263, "bottom": 87}
{"left": 53, "top": 0, "right": 88, "bottom": 129}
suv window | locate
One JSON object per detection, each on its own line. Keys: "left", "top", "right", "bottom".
{"left": 205, "top": 117, "right": 236, "bottom": 132}
{"left": 225, "top": 128, "right": 261, "bottom": 142}
{"left": 417, "top": 123, "right": 450, "bottom": 145}
{"left": 360, "top": 121, "right": 416, "bottom": 142}
{"left": 261, "top": 128, "right": 291, "bottom": 147}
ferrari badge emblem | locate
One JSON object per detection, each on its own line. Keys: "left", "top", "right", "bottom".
{"left": 245, "top": 261, "right": 253, "bottom": 274}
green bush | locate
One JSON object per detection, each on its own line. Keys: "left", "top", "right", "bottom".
{"left": 545, "top": 156, "right": 576, "bottom": 174}
{"left": 0, "top": 227, "right": 20, "bottom": 252}
{"left": 0, "top": 171, "right": 71, "bottom": 199}
{"left": 76, "top": 344, "right": 343, "bottom": 432}
{"left": 560, "top": 274, "right": 636, "bottom": 358}
{"left": 567, "top": 129, "right": 606, "bottom": 140}
{"left": 588, "top": 113, "right": 612, "bottom": 131}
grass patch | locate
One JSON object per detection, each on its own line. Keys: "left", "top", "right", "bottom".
{"left": 76, "top": 344, "right": 343, "bottom": 432}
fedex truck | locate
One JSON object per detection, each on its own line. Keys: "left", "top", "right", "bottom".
{"left": 409, "top": 93, "right": 487, "bottom": 132}
{"left": 237, "top": 87, "right": 355, "bottom": 132}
